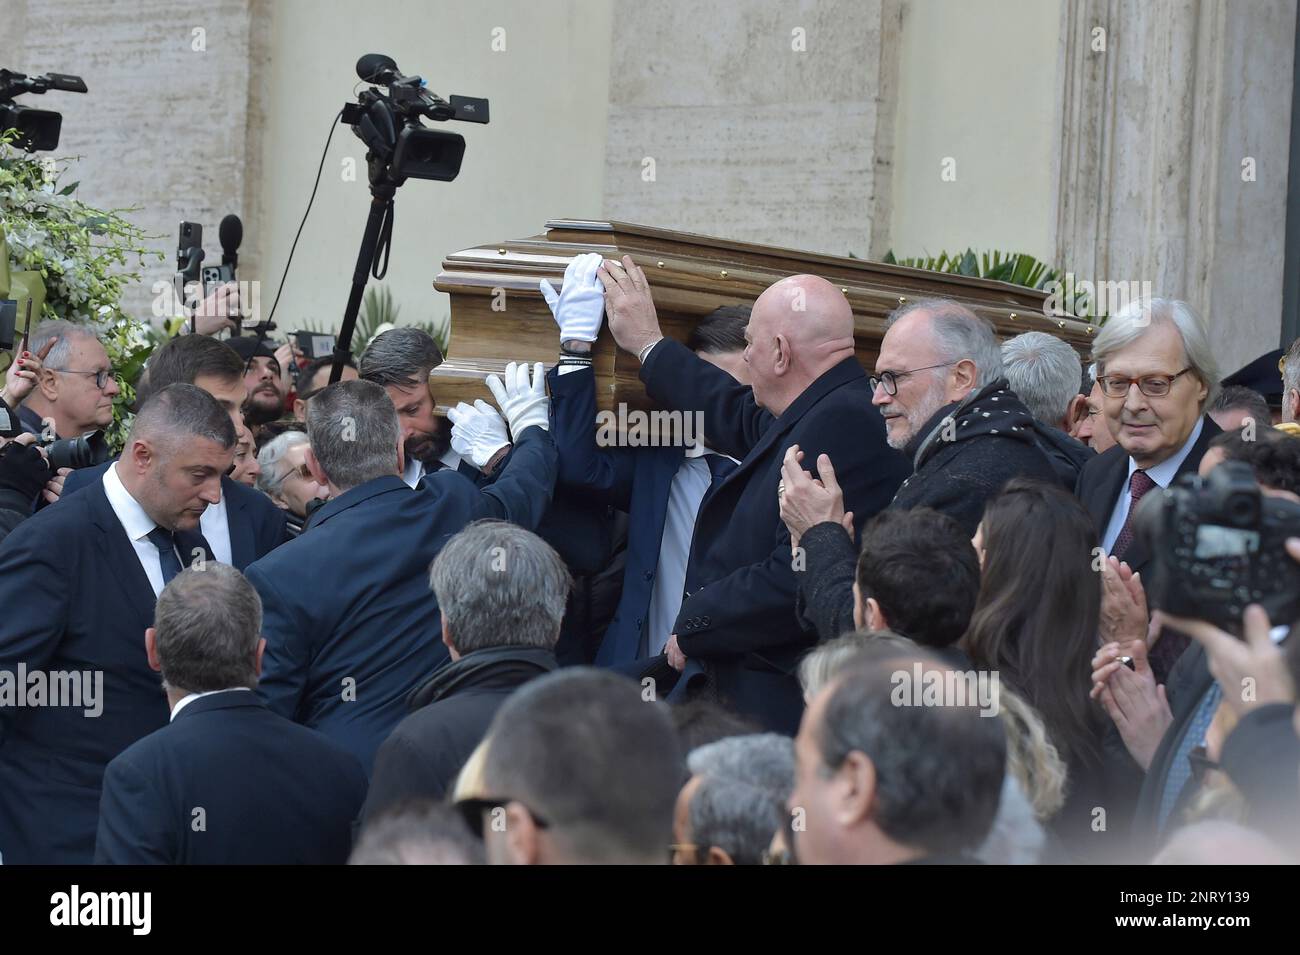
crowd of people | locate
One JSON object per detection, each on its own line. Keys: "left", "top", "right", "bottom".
{"left": 0, "top": 254, "right": 1298, "bottom": 865}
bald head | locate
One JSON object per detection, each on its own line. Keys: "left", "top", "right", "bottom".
{"left": 745, "top": 275, "right": 857, "bottom": 415}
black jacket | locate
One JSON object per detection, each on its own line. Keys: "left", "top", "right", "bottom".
{"left": 361, "top": 645, "right": 557, "bottom": 821}
{"left": 1031, "top": 422, "right": 1094, "bottom": 490}
{"left": 792, "top": 380, "right": 1056, "bottom": 641}
{"left": 640, "top": 340, "right": 908, "bottom": 733}
{"left": 94, "top": 690, "right": 367, "bottom": 864}
{"left": 1219, "top": 702, "right": 1300, "bottom": 850}
{"left": 890, "top": 379, "right": 1059, "bottom": 536}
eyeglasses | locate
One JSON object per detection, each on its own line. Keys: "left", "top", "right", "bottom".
{"left": 1097, "top": 367, "right": 1195, "bottom": 399}
{"left": 48, "top": 367, "right": 113, "bottom": 390}
{"left": 454, "top": 796, "right": 550, "bottom": 838}
{"left": 869, "top": 361, "right": 957, "bottom": 396}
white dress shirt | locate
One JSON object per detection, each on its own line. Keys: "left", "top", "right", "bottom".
{"left": 1102, "top": 417, "right": 1204, "bottom": 554}
{"left": 101, "top": 462, "right": 169, "bottom": 597}
{"left": 402, "top": 447, "right": 464, "bottom": 488}
{"left": 170, "top": 687, "right": 253, "bottom": 721}
{"left": 199, "top": 492, "right": 233, "bottom": 566}
{"left": 644, "top": 443, "right": 736, "bottom": 656}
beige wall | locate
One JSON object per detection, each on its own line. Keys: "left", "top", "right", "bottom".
{"left": 889, "top": 0, "right": 1063, "bottom": 263}
{"left": 253, "top": 0, "right": 613, "bottom": 344}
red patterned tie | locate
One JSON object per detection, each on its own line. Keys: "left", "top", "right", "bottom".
{"left": 1112, "top": 470, "right": 1157, "bottom": 559}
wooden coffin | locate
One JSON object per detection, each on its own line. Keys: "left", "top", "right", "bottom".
{"left": 430, "top": 219, "right": 1096, "bottom": 415}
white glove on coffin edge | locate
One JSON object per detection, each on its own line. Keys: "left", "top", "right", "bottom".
{"left": 486, "top": 361, "right": 550, "bottom": 438}
{"left": 539, "top": 252, "right": 606, "bottom": 343}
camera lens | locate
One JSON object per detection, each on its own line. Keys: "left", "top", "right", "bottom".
{"left": 1223, "top": 491, "right": 1260, "bottom": 527}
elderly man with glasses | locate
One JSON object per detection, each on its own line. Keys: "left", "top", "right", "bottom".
{"left": 256, "top": 430, "right": 328, "bottom": 536}
{"left": 15, "top": 320, "right": 119, "bottom": 442}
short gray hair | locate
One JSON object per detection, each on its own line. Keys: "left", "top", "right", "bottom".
{"left": 305, "top": 379, "right": 399, "bottom": 491}
{"left": 129, "top": 383, "right": 237, "bottom": 456}
{"left": 1092, "top": 297, "right": 1220, "bottom": 409}
{"left": 256, "top": 429, "right": 310, "bottom": 496}
{"left": 685, "top": 734, "right": 795, "bottom": 866}
{"left": 428, "top": 520, "right": 572, "bottom": 654}
{"left": 798, "top": 630, "right": 915, "bottom": 700}
{"left": 359, "top": 327, "right": 444, "bottom": 389}
{"left": 154, "top": 563, "right": 262, "bottom": 693}
{"left": 1283, "top": 337, "right": 1300, "bottom": 406}
{"left": 889, "top": 298, "right": 1004, "bottom": 388}
{"left": 28, "top": 319, "right": 97, "bottom": 373}
{"left": 1000, "top": 331, "right": 1083, "bottom": 427}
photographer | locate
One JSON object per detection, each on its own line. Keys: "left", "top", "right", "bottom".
{"left": 0, "top": 435, "right": 50, "bottom": 542}
{"left": 1091, "top": 428, "right": 1300, "bottom": 853}
{"left": 16, "top": 320, "right": 118, "bottom": 445}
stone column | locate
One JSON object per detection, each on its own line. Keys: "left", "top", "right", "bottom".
{"left": 1054, "top": 0, "right": 1296, "bottom": 371}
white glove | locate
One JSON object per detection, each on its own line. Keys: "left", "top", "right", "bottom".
{"left": 539, "top": 252, "right": 605, "bottom": 343}
{"left": 446, "top": 399, "right": 510, "bottom": 469}
{"left": 486, "top": 361, "right": 549, "bottom": 438}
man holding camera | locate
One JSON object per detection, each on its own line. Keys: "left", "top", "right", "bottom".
{"left": 12, "top": 320, "right": 118, "bottom": 445}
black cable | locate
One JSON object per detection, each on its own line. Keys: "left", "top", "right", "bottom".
{"left": 266, "top": 109, "right": 344, "bottom": 329}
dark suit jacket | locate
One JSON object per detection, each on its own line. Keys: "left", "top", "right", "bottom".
{"left": 63, "top": 462, "right": 288, "bottom": 569}
{"left": 362, "top": 645, "right": 556, "bottom": 822}
{"left": 242, "top": 425, "right": 556, "bottom": 775}
{"left": 1074, "top": 415, "right": 1222, "bottom": 577}
{"left": 0, "top": 480, "right": 168, "bottom": 863}
{"left": 1130, "top": 643, "right": 1216, "bottom": 847}
{"left": 94, "top": 690, "right": 367, "bottom": 864}
{"left": 640, "top": 340, "right": 910, "bottom": 733}
{"left": 548, "top": 364, "right": 688, "bottom": 666}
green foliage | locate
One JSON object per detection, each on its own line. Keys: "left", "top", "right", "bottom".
{"left": 1, "top": 129, "right": 163, "bottom": 448}
{"left": 882, "top": 247, "right": 1097, "bottom": 318}
{"left": 299, "top": 282, "right": 451, "bottom": 358}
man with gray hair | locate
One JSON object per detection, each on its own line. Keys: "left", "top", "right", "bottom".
{"left": 363, "top": 520, "right": 571, "bottom": 819}
{"left": 0, "top": 384, "right": 239, "bottom": 863}
{"left": 781, "top": 298, "right": 1056, "bottom": 541}
{"left": 1076, "top": 297, "right": 1224, "bottom": 682}
{"left": 255, "top": 429, "right": 327, "bottom": 536}
{"left": 1278, "top": 336, "right": 1299, "bottom": 425}
{"left": 95, "top": 565, "right": 367, "bottom": 864}
{"left": 360, "top": 326, "right": 456, "bottom": 485}
{"left": 672, "top": 733, "right": 795, "bottom": 865}
{"left": 243, "top": 377, "right": 557, "bottom": 775}
{"left": 14, "top": 319, "right": 119, "bottom": 443}
{"left": 1001, "top": 330, "right": 1094, "bottom": 487}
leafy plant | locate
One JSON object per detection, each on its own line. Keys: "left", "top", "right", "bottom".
{"left": 882, "top": 247, "right": 1098, "bottom": 318}
{"left": 299, "top": 282, "right": 451, "bottom": 358}
{"left": 0, "top": 129, "right": 163, "bottom": 448}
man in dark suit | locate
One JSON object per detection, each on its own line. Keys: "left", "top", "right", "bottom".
{"left": 363, "top": 521, "right": 569, "bottom": 820}
{"left": 62, "top": 334, "right": 288, "bottom": 567}
{"left": 1075, "top": 298, "right": 1223, "bottom": 680}
{"left": 0, "top": 384, "right": 238, "bottom": 863}
{"left": 95, "top": 563, "right": 367, "bottom": 864}
{"left": 542, "top": 251, "right": 750, "bottom": 668}
{"left": 599, "top": 256, "right": 908, "bottom": 733}
{"left": 243, "top": 376, "right": 557, "bottom": 775}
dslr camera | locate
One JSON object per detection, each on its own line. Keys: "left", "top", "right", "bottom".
{"left": 1134, "top": 459, "right": 1300, "bottom": 632}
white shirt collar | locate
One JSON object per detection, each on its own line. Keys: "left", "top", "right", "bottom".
{"left": 102, "top": 461, "right": 160, "bottom": 543}
{"left": 170, "top": 687, "right": 253, "bottom": 721}
{"left": 1127, "top": 416, "right": 1205, "bottom": 488}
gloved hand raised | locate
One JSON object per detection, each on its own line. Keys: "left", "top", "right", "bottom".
{"left": 446, "top": 399, "right": 510, "bottom": 469}
{"left": 486, "top": 361, "right": 549, "bottom": 438}
{"left": 539, "top": 252, "right": 605, "bottom": 343}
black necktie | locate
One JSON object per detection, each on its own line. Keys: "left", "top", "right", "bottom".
{"left": 146, "top": 526, "right": 216, "bottom": 585}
